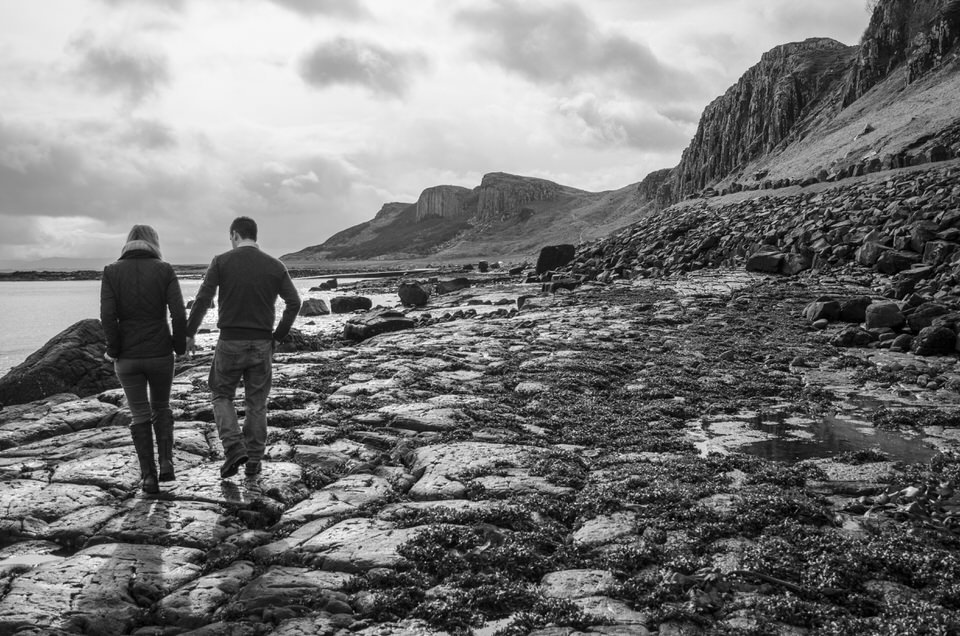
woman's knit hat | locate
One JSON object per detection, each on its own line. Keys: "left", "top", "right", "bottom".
{"left": 121, "top": 224, "right": 162, "bottom": 258}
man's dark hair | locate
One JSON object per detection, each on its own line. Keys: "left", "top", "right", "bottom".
{"left": 230, "top": 216, "right": 258, "bottom": 241}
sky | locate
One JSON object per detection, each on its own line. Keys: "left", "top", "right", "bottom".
{"left": 0, "top": 0, "right": 869, "bottom": 266}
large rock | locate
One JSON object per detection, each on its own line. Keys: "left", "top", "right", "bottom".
{"left": 343, "top": 310, "right": 415, "bottom": 341}
{"left": 864, "top": 301, "right": 905, "bottom": 330}
{"left": 907, "top": 302, "right": 952, "bottom": 333}
{"left": 745, "top": 250, "right": 783, "bottom": 273}
{"left": 299, "top": 298, "right": 330, "bottom": 317}
{"left": 535, "top": 244, "right": 576, "bottom": 275}
{"left": 434, "top": 278, "right": 471, "bottom": 294}
{"left": 839, "top": 296, "right": 873, "bottom": 323}
{"left": 330, "top": 296, "right": 373, "bottom": 314}
{"left": 802, "top": 299, "right": 841, "bottom": 323}
{"left": 398, "top": 282, "right": 430, "bottom": 307}
{"left": 0, "top": 319, "right": 118, "bottom": 407}
{"left": 912, "top": 325, "right": 957, "bottom": 356}
{"left": 875, "top": 250, "right": 923, "bottom": 275}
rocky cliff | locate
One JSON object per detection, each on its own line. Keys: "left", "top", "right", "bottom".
{"left": 844, "top": 0, "right": 960, "bottom": 105}
{"left": 671, "top": 38, "right": 856, "bottom": 200}
{"left": 475, "top": 172, "right": 580, "bottom": 221}
{"left": 415, "top": 186, "right": 475, "bottom": 222}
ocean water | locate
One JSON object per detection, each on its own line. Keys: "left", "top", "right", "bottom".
{"left": 0, "top": 276, "right": 392, "bottom": 376}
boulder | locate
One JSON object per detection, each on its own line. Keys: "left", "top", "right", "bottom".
{"left": 745, "top": 251, "right": 783, "bottom": 273}
{"left": 889, "top": 334, "right": 914, "bottom": 352}
{"left": 780, "top": 253, "right": 812, "bottom": 275}
{"left": 318, "top": 278, "right": 338, "bottom": 291}
{"left": 922, "top": 240, "right": 960, "bottom": 265}
{"left": 478, "top": 261, "right": 489, "bottom": 273}
{"left": 875, "top": 250, "right": 922, "bottom": 275}
{"left": 912, "top": 325, "right": 957, "bottom": 356}
{"left": 397, "top": 282, "right": 430, "bottom": 307}
{"left": 330, "top": 296, "right": 373, "bottom": 314}
{"left": 831, "top": 326, "right": 877, "bottom": 348}
{"left": 343, "top": 310, "right": 415, "bottom": 341}
{"left": 535, "top": 244, "right": 576, "bottom": 275}
{"left": 299, "top": 299, "right": 330, "bottom": 317}
{"left": 435, "top": 278, "right": 471, "bottom": 294}
{"left": 864, "top": 301, "right": 905, "bottom": 330}
{"left": 856, "top": 242, "right": 889, "bottom": 267}
{"left": 907, "top": 303, "right": 951, "bottom": 333}
{"left": 542, "top": 278, "right": 581, "bottom": 293}
{"left": 0, "top": 319, "right": 119, "bottom": 407}
{"left": 802, "top": 299, "right": 841, "bottom": 323}
{"left": 839, "top": 296, "right": 873, "bottom": 323}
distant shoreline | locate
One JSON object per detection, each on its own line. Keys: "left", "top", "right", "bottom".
{"left": 0, "top": 266, "right": 443, "bottom": 283}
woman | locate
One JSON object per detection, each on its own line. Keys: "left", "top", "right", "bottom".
{"left": 100, "top": 225, "right": 186, "bottom": 494}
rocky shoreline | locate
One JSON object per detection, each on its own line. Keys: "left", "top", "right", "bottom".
{"left": 2, "top": 261, "right": 960, "bottom": 634}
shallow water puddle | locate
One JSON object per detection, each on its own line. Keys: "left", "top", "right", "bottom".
{"left": 690, "top": 400, "right": 938, "bottom": 463}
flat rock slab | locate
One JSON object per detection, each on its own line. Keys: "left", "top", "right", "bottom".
{"left": 279, "top": 474, "right": 395, "bottom": 527}
{"left": 171, "top": 461, "right": 304, "bottom": 510}
{"left": 0, "top": 542, "right": 203, "bottom": 634}
{"left": 0, "top": 478, "right": 114, "bottom": 524}
{"left": 234, "top": 566, "right": 353, "bottom": 617}
{"left": 0, "top": 397, "right": 118, "bottom": 450}
{"left": 91, "top": 498, "right": 246, "bottom": 549}
{"left": 573, "top": 512, "right": 641, "bottom": 546}
{"left": 0, "top": 426, "right": 130, "bottom": 459}
{"left": 377, "top": 403, "right": 472, "bottom": 432}
{"left": 157, "top": 560, "right": 257, "bottom": 629}
{"left": 258, "top": 517, "right": 423, "bottom": 572}
{"left": 407, "top": 442, "right": 565, "bottom": 500}
{"left": 540, "top": 569, "right": 618, "bottom": 599}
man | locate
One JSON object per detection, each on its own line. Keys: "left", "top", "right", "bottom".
{"left": 186, "top": 216, "right": 301, "bottom": 478}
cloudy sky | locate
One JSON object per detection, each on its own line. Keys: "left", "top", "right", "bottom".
{"left": 0, "top": 0, "right": 868, "bottom": 265}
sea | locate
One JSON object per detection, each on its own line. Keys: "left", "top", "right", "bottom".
{"left": 0, "top": 275, "right": 396, "bottom": 376}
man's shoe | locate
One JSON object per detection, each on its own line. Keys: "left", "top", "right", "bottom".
{"left": 220, "top": 451, "right": 248, "bottom": 478}
{"left": 244, "top": 461, "right": 262, "bottom": 476}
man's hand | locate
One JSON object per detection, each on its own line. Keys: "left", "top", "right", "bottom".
{"left": 186, "top": 336, "right": 197, "bottom": 356}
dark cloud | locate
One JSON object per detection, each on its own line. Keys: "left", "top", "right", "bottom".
{"left": 298, "top": 37, "right": 427, "bottom": 97}
{"left": 267, "top": 0, "right": 369, "bottom": 19}
{"left": 454, "top": 0, "right": 690, "bottom": 99}
{"left": 69, "top": 34, "right": 170, "bottom": 104}
{"left": 118, "top": 119, "right": 178, "bottom": 150}
{"left": 0, "top": 118, "right": 200, "bottom": 222}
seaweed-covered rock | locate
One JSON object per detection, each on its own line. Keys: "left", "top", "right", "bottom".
{"left": 912, "top": 325, "right": 957, "bottom": 355}
{"left": 330, "top": 296, "right": 373, "bottom": 314}
{"left": 343, "top": 310, "right": 415, "bottom": 341}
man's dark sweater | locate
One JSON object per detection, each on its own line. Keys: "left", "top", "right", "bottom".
{"left": 186, "top": 244, "right": 301, "bottom": 342}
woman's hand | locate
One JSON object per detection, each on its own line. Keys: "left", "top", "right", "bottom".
{"left": 104, "top": 352, "right": 116, "bottom": 363}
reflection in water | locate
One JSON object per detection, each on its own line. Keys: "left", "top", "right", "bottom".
{"left": 738, "top": 412, "right": 936, "bottom": 463}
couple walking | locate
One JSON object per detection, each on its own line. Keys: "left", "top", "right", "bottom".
{"left": 99, "top": 217, "right": 302, "bottom": 494}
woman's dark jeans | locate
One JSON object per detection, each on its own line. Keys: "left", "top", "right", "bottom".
{"left": 114, "top": 354, "right": 175, "bottom": 425}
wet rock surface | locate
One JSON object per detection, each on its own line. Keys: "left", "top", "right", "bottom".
{"left": 4, "top": 263, "right": 960, "bottom": 634}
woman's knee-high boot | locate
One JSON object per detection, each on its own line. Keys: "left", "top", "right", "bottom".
{"left": 153, "top": 408, "right": 175, "bottom": 481}
{"left": 130, "top": 422, "right": 159, "bottom": 494}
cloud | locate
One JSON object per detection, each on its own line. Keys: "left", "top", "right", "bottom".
{"left": 97, "top": 0, "right": 185, "bottom": 11}
{"left": 558, "top": 94, "right": 691, "bottom": 151}
{"left": 298, "top": 37, "right": 427, "bottom": 97}
{"left": 454, "top": 0, "right": 690, "bottom": 99}
{"left": 267, "top": 0, "right": 370, "bottom": 19}
{"left": 69, "top": 34, "right": 170, "bottom": 104}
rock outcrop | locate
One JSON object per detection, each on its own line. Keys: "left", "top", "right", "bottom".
{"left": 0, "top": 319, "right": 118, "bottom": 407}
{"left": 844, "top": 0, "right": 960, "bottom": 105}
{"left": 475, "top": 172, "right": 570, "bottom": 221}
{"left": 415, "top": 185, "right": 473, "bottom": 221}
{"left": 671, "top": 38, "right": 856, "bottom": 201}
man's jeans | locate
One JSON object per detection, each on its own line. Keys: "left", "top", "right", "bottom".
{"left": 115, "top": 355, "right": 175, "bottom": 425}
{"left": 208, "top": 339, "right": 273, "bottom": 464}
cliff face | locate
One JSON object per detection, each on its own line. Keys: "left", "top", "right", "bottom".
{"left": 415, "top": 186, "right": 474, "bottom": 222}
{"left": 476, "top": 172, "right": 572, "bottom": 221}
{"left": 671, "top": 38, "right": 855, "bottom": 200}
{"left": 844, "top": 0, "right": 960, "bottom": 105}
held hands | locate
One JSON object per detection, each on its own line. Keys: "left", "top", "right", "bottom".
{"left": 103, "top": 352, "right": 115, "bottom": 363}
{"left": 186, "top": 336, "right": 197, "bottom": 357}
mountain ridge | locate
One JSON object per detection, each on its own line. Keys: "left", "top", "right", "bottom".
{"left": 282, "top": 0, "right": 960, "bottom": 266}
